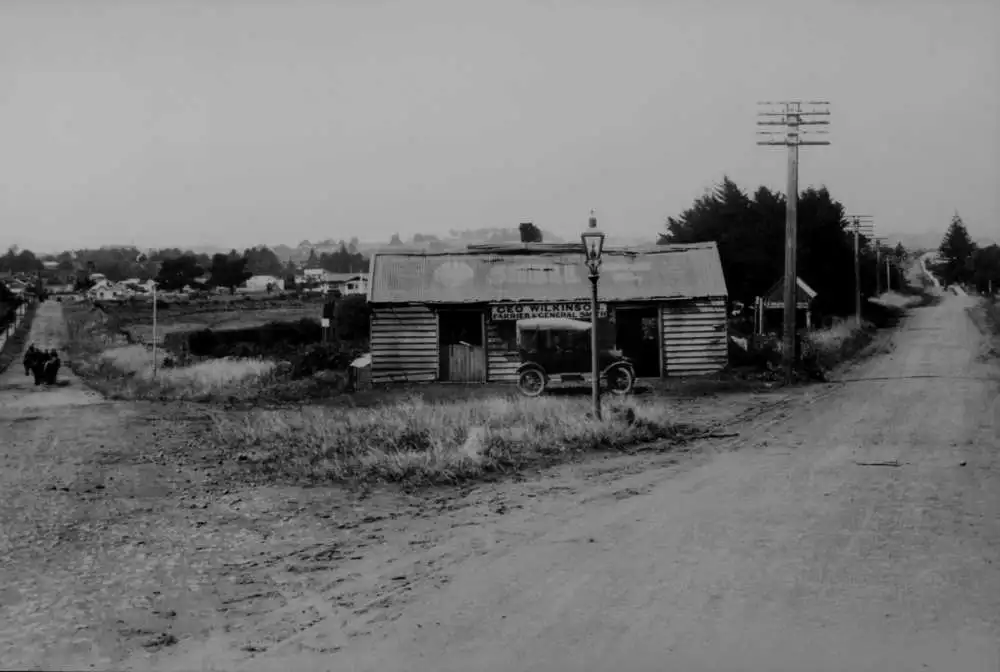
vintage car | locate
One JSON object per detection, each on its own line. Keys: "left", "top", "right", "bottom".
{"left": 514, "top": 317, "right": 636, "bottom": 397}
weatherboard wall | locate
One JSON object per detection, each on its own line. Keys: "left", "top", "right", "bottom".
{"left": 370, "top": 305, "right": 438, "bottom": 384}
{"left": 661, "top": 298, "right": 728, "bottom": 376}
{"left": 486, "top": 321, "right": 519, "bottom": 383}
{"left": 370, "top": 298, "right": 730, "bottom": 385}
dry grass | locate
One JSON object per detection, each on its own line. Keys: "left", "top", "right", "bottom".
{"left": 869, "top": 291, "right": 925, "bottom": 310}
{"left": 210, "top": 395, "right": 703, "bottom": 485}
{"left": 985, "top": 300, "right": 1000, "bottom": 336}
{"left": 97, "top": 345, "right": 278, "bottom": 398}
{"left": 804, "top": 316, "right": 879, "bottom": 371}
{"left": 63, "top": 303, "right": 282, "bottom": 401}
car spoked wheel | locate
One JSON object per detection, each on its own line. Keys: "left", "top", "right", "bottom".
{"left": 517, "top": 369, "right": 546, "bottom": 397}
{"left": 607, "top": 365, "right": 635, "bottom": 395}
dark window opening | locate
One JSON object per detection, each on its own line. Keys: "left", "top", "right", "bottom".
{"left": 616, "top": 307, "right": 661, "bottom": 378}
{"left": 439, "top": 311, "right": 484, "bottom": 347}
{"left": 494, "top": 320, "right": 517, "bottom": 353}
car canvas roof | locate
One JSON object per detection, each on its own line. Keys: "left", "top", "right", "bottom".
{"left": 516, "top": 317, "right": 591, "bottom": 331}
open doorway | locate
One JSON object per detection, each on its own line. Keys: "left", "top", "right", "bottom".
{"left": 615, "top": 307, "right": 661, "bottom": 378}
{"left": 438, "top": 310, "right": 486, "bottom": 382}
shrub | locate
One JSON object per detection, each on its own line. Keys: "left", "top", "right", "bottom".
{"left": 186, "top": 318, "right": 322, "bottom": 357}
{"left": 289, "top": 342, "right": 362, "bottom": 378}
{"left": 803, "top": 317, "right": 878, "bottom": 371}
{"left": 334, "top": 295, "right": 371, "bottom": 343}
{"left": 210, "top": 395, "right": 703, "bottom": 485}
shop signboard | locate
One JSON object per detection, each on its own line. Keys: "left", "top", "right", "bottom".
{"left": 490, "top": 301, "right": 609, "bottom": 321}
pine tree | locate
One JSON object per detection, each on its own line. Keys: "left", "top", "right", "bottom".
{"left": 938, "top": 212, "right": 977, "bottom": 285}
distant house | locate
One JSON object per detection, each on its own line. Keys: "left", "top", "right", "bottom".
{"left": 244, "top": 274, "right": 285, "bottom": 292}
{"left": 299, "top": 268, "right": 329, "bottom": 284}
{"left": 338, "top": 273, "right": 369, "bottom": 297}
{"left": 88, "top": 281, "right": 129, "bottom": 301}
{"left": 5, "top": 279, "right": 27, "bottom": 296}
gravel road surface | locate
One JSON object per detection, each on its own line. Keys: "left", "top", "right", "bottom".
{"left": 245, "top": 292, "right": 1000, "bottom": 672}
{"left": 2, "top": 294, "right": 997, "bottom": 672}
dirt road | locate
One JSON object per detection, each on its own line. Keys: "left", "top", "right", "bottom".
{"left": 0, "top": 302, "right": 248, "bottom": 669}
{"left": 236, "top": 292, "right": 996, "bottom": 671}
{"left": 3, "top": 295, "right": 998, "bottom": 671}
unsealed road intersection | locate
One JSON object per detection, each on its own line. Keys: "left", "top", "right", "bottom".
{"left": 1, "top": 295, "right": 998, "bottom": 672}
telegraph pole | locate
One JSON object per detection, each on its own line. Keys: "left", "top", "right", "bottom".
{"left": 757, "top": 100, "right": 830, "bottom": 383}
{"left": 874, "top": 236, "right": 885, "bottom": 295}
{"left": 846, "top": 215, "right": 873, "bottom": 323}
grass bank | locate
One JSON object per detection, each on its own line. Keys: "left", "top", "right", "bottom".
{"left": 64, "top": 302, "right": 281, "bottom": 401}
{"left": 210, "top": 395, "right": 704, "bottom": 486}
{"left": 966, "top": 298, "right": 999, "bottom": 362}
{"left": 803, "top": 316, "right": 879, "bottom": 372}
{"left": 983, "top": 299, "right": 1000, "bottom": 336}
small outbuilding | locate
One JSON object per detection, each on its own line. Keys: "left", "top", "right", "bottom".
{"left": 366, "top": 242, "right": 730, "bottom": 385}
{"left": 754, "top": 276, "right": 818, "bottom": 333}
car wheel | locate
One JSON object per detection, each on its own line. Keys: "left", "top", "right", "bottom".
{"left": 517, "top": 369, "right": 546, "bottom": 397}
{"left": 607, "top": 364, "right": 635, "bottom": 395}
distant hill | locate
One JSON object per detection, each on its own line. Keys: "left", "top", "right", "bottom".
{"left": 184, "top": 245, "right": 237, "bottom": 257}
{"left": 265, "top": 227, "right": 569, "bottom": 261}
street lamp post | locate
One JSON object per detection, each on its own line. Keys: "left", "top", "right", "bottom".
{"left": 581, "top": 210, "right": 606, "bottom": 421}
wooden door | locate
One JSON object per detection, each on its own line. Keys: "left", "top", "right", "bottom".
{"left": 447, "top": 343, "right": 487, "bottom": 383}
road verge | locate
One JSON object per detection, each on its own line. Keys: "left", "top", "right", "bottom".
{"left": 0, "top": 300, "right": 37, "bottom": 375}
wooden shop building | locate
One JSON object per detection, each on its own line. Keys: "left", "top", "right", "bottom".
{"left": 366, "top": 242, "right": 730, "bottom": 385}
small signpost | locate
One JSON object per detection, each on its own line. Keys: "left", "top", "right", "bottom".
{"left": 136, "top": 251, "right": 158, "bottom": 376}
{"left": 321, "top": 299, "right": 335, "bottom": 343}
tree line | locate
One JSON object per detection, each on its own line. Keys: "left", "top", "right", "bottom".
{"left": 1, "top": 243, "right": 370, "bottom": 293}
{"left": 659, "top": 177, "right": 907, "bottom": 318}
{"left": 935, "top": 213, "right": 999, "bottom": 294}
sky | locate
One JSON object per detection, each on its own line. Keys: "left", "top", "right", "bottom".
{"left": 1, "top": 0, "right": 998, "bottom": 253}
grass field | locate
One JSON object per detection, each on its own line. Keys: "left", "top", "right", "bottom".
{"left": 95, "top": 295, "right": 325, "bottom": 341}
{"left": 63, "top": 302, "right": 288, "bottom": 401}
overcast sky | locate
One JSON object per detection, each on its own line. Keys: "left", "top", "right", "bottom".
{"left": 1, "top": 0, "right": 997, "bottom": 253}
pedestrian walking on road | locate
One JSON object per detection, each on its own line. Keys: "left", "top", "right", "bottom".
{"left": 23, "top": 344, "right": 38, "bottom": 376}
{"left": 30, "top": 349, "right": 52, "bottom": 386}
{"left": 43, "top": 349, "right": 60, "bottom": 385}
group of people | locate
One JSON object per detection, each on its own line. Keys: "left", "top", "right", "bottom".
{"left": 23, "top": 344, "right": 61, "bottom": 386}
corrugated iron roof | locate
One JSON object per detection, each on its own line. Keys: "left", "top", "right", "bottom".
{"left": 369, "top": 242, "right": 728, "bottom": 304}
